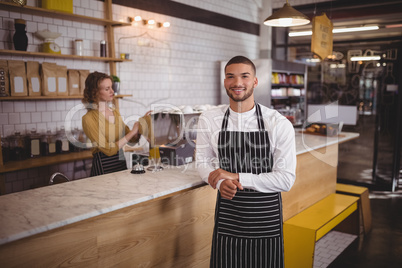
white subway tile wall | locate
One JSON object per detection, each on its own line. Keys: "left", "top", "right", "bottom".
{"left": 170, "top": 0, "right": 262, "bottom": 23}
{"left": 0, "top": 0, "right": 260, "bottom": 193}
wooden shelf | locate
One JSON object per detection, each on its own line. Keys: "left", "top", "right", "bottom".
{"left": 0, "top": 1, "right": 128, "bottom": 177}
{"left": 272, "top": 83, "right": 304, "bottom": 88}
{"left": 0, "top": 150, "right": 93, "bottom": 174}
{"left": 0, "top": 2, "right": 131, "bottom": 27}
{"left": 0, "top": 49, "right": 132, "bottom": 62}
{"left": 0, "top": 94, "right": 132, "bottom": 101}
{"left": 272, "top": 96, "right": 291, "bottom": 100}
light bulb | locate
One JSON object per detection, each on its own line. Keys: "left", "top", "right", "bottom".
{"left": 278, "top": 18, "right": 293, "bottom": 27}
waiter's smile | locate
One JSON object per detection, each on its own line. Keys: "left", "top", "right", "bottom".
{"left": 230, "top": 87, "right": 246, "bottom": 95}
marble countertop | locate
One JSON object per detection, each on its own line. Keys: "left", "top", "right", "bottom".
{"left": 0, "top": 131, "right": 358, "bottom": 246}
{"left": 0, "top": 164, "right": 204, "bottom": 246}
{"left": 295, "top": 130, "right": 359, "bottom": 154}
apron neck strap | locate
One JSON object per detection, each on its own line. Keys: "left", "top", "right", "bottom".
{"left": 221, "top": 103, "right": 265, "bottom": 131}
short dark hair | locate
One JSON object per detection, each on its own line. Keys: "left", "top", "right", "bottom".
{"left": 225, "top": 55, "right": 256, "bottom": 75}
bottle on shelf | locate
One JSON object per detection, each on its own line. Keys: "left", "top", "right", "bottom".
{"left": 13, "top": 19, "right": 28, "bottom": 51}
{"left": 100, "top": 40, "right": 107, "bottom": 57}
{"left": 295, "top": 104, "right": 303, "bottom": 125}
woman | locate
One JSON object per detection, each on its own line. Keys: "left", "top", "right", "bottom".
{"left": 82, "top": 71, "right": 143, "bottom": 176}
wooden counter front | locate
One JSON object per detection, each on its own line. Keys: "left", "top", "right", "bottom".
{"left": 282, "top": 143, "right": 338, "bottom": 221}
{"left": 0, "top": 184, "right": 216, "bottom": 267}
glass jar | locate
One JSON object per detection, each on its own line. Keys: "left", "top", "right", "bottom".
{"left": 56, "top": 127, "right": 70, "bottom": 154}
{"left": 1, "top": 136, "right": 10, "bottom": 163}
{"left": 74, "top": 39, "right": 83, "bottom": 56}
{"left": 69, "top": 127, "right": 80, "bottom": 152}
{"left": 28, "top": 128, "right": 41, "bottom": 158}
{"left": 78, "top": 129, "right": 89, "bottom": 151}
{"left": 10, "top": 131, "right": 28, "bottom": 161}
{"left": 41, "top": 129, "right": 57, "bottom": 156}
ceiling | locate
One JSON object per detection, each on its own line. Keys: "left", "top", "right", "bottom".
{"left": 283, "top": 0, "right": 402, "bottom": 51}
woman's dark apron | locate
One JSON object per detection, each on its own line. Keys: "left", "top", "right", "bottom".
{"left": 210, "top": 104, "right": 284, "bottom": 268}
{"left": 90, "top": 149, "right": 127, "bottom": 176}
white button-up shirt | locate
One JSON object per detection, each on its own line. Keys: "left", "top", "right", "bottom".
{"left": 196, "top": 104, "right": 296, "bottom": 193}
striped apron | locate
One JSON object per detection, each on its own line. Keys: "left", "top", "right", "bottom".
{"left": 210, "top": 104, "right": 284, "bottom": 268}
{"left": 90, "top": 149, "right": 127, "bottom": 176}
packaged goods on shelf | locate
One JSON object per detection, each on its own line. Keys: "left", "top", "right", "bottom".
{"left": 41, "top": 62, "right": 58, "bottom": 96}
{"left": 287, "top": 88, "right": 301, "bottom": 96}
{"left": 56, "top": 65, "right": 68, "bottom": 96}
{"left": 26, "top": 61, "right": 41, "bottom": 96}
{"left": 271, "top": 87, "right": 287, "bottom": 97}
{"left": 272, "top": 72, "right": 279, "bottom": 84}
{"left": 0, "top": 60, "right": 10, "bottom": 97}
{"left": 78, "top": 69, "right": 89, "bottom": 95}
{"left": 67, "top": 69, "right": 80, "bottom": 96}
{"left": 8, "top": 60, "right": 27, "bottom": 96}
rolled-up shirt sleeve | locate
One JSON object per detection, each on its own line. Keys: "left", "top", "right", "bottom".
{"left": 196, "top": 113, "right": 219, "bottom": 185}
{"left": 239, "top": 118, "right": 296, "bottom": 193}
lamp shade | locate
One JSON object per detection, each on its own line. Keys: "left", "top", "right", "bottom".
{"left": 264, "top": 2, "right": 310, "bottom": 27}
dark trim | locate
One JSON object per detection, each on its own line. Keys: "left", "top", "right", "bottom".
{"left": 112, "top": 0, "right": 260, "bottom": 36}
{"left": 278, "top": 0, "right": 402, "bottom": 21}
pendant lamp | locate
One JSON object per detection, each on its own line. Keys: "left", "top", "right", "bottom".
{"left": 264, "top": 0, "right": 310, "bottom": 27}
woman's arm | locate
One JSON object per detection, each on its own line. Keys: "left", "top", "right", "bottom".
{"left": 83, "top": 110, "right": 142, "bottom": 156}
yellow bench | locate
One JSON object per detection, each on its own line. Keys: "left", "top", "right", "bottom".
{"left": 283, "top": 193, "right": 359, "bottom": 268}
{"left": 336, "top": 183, "right": 372, "bottom": 235}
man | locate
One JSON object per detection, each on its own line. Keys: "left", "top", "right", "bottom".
{"left": 196, "top": 56, "right": 296, "bottom": 267}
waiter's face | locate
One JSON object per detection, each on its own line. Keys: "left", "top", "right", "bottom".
{"left": 224, "top": 63, "right": 258, "bottom": 102}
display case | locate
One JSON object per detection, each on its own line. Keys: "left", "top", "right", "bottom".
{"left": 271, "top": 60, "right": 307, "bottom": 126}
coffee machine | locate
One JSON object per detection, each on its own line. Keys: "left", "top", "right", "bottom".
{"left": 155, "top": 111, "right": 200, "bottom": 166}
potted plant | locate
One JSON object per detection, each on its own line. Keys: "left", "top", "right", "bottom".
{"left": 111, "top": 75, "right": 120, "bottom": 95}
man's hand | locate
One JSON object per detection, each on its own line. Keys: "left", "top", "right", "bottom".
{"left": 208, "top": 168, "right": 243, "bottom": 199}
{"left": 208, "top": 168, "right": 239, "bottom": 189}
{"left": 220, "top": 179, "right": 243, "bottom": 200}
